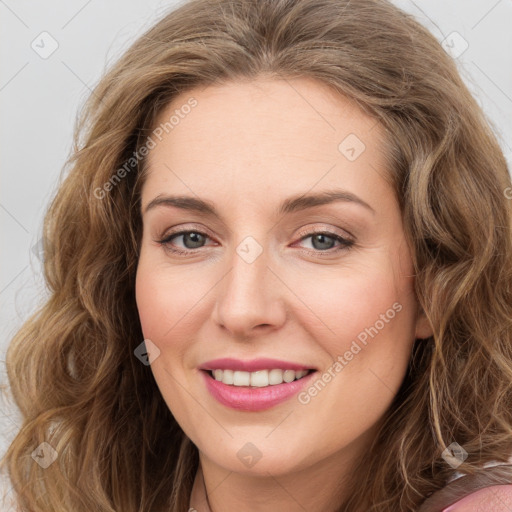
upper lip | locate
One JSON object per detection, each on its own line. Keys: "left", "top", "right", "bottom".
{"left": 199, "top": 357, "right": 316, "bottom": 372}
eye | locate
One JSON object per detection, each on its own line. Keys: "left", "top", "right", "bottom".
{"left": 156, "top": 228, "right": 354, "bottom": 256}
{"left": 295, "top": 231, "right": 354, "bottom": 254}
{"left": 157, "top": 229, "right": 214, "bottom": 255}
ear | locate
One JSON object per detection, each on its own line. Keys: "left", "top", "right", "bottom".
{"left": 415, "top": 307, "right": 434, "bottom": 340}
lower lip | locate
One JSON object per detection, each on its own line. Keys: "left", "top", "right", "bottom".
{"left": 201, "top": 370, "right": 316, "bottom": 411}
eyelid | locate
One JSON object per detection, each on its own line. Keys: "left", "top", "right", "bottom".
{"left": 295, "top": 224, "right": 355, "bottom": 242}
{"left": 158, "top": 223, "right": 216, "bottom": 242}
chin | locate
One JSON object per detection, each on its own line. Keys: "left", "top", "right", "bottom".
{"left": 200, "top": 435, "right": 316, "bottom": 477}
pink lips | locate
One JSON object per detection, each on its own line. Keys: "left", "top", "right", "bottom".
{"left": 199, "top": 358, "right": 316, "bottom": 411}
{"left": 199, "top": 357, "right": 313, "bottom": 372}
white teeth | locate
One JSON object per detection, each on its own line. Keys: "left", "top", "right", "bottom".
{"left": 210, "top": 369, "right": 311, "bottom": 387}
{"left": 268, "top": 369, "right": 284, "bottom": 385}
{"left": 233, "top": 371, "right": 250, "bottom": 386}
{"left": 250, "top": 370, "right": 269, "bottom": 387}
{"left": 283, "top": 369, "right": 296, "bottom": 383}
{"left": 223, "top": 369, "right": 234, "bottom": 385}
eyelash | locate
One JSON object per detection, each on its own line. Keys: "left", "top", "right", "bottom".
{"left": 156, "top": 228, "right": 355, "bottom": 256}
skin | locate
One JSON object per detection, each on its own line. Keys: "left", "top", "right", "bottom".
{"left": 135, "top": 76, "right": 433, "bottom": 512}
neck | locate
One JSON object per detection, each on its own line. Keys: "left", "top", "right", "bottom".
{"left": 188, "top": 444, "right": 368, "bottom": 512}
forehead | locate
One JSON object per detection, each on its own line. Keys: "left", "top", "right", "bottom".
{"left": 142, "top": 77, "right": 393, "bottom": 208}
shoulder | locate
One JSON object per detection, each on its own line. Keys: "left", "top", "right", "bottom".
{"left": 418, "top": 464, "right": 512, "bottom": 512}
{"left": 441, "top": 484, "right": 512, "bottom": 511}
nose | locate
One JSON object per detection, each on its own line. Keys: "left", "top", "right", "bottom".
{"left": 211, "top": 242, "right": 287, "bottom": 339}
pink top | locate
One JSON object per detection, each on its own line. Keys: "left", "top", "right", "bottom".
{"left": 442, "top": 484, "right": 512, "bottom": 511}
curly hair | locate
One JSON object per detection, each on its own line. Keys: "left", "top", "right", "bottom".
{"left": 2, "top": 0, "right": 512, "bottom": 510}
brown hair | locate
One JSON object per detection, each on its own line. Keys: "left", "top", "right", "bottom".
{"left": 2, "top": 0, "right": 512, "bottom": 510}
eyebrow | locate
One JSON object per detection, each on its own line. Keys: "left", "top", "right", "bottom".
{"left": 143, "top": 189, "right": 375, "bottom": 218}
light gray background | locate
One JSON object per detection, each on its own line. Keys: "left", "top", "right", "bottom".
{"left": 1, "top": 0, "right": 511, "bottom": 506}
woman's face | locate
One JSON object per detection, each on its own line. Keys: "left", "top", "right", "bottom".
{"left": 136, "top": 77, "right": 432, "bottom": 478}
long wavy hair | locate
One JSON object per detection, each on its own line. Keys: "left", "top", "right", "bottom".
{"left": 2, "top": 0, "right": 512, "bottom": 510}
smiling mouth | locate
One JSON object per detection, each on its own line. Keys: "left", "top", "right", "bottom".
{"left": 205, "top": 368, "right": 315, "bottom": 387}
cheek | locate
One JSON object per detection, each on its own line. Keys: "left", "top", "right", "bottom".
{"left": 294, "top": 262, "right": 415, "bottom": 349}
{"left": 135, "top": 256, "right": 203, "bottom": 431}
{"left": 292, "top": 269, "right": 417, "bottom": 448}
{"left": 135, "top": 254, "right": 207, "bottom": 343}
{"left": 290, "top": 254, "right": 418, "bottom": 413}
{"left": 136, "top": 270, "right": 171, "bottom": 342}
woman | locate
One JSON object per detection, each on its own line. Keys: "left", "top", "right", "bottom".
{"left": 2, "top": 0, "right": 512, "bottom": 510}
